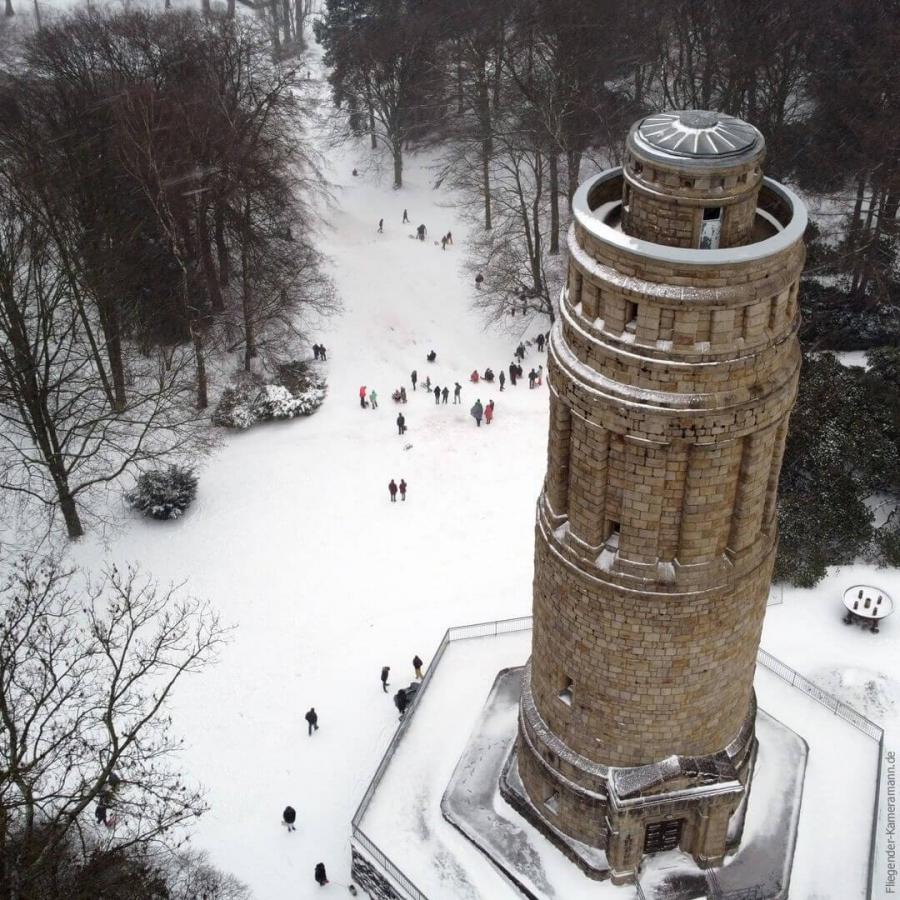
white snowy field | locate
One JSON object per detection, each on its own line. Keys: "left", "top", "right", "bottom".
{"left": 5, "top": 11, "right": 894, "bottom": 898}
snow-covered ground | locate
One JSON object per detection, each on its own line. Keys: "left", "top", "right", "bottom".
{"left": 10, "top": 13, "right": 895, "bottom": 898}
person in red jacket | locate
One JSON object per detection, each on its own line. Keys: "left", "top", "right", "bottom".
{"left": 359, "top": 385, "right": 367, "bottom": 408}
{"left": 484, "top": 400, "right": 494, "bottom": 425}
{"left": 470, "top": 370, "right": 480, "bottom": 383}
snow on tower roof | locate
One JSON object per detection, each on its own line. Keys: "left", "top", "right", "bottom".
{"left": 630, "top": 110, "right": 765, "bottom": 167}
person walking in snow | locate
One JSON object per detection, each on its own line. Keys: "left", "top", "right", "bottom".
{"left": 441, "top": 386, "right": 449, "bottom": 404}
{"left": 536, "top": 365, "right": 543, "bottom": 386}
{"left": 359, "top": 385, "right": 368, "bottom": 408}
{"left": 95, "top": 802, "right": 108, "bottom": 826}
{"left": 400, "top": 386, "right": 407, "bottom": 403}
{"left": 528, "top": 369, "right": 536, "bottom": 389}
{"left": 411, "top": 369, "right": 417, "bottom": 391}
{"left": 454, "top": 382, "right": 462, "bottom": 404}
{"left": 399, "top": 478, "right": 407, "bottom": 501}
{"left": 313, "top": 343, "right": 321, "bottom": 360}
{"left": 433, "top": 385, "right": 441, "bottom": 405}
{"left": 516, "top": 343, "right": 526, "bottom": 361}
{"left": 314, "top": 862, "right": 328, "bottom": 886}
{"left": 395, "top": 688, "right": 409, "bottom": 718}
{"left": 305, "top": 707, "right": 319, "bottom": 736}
{"left": 471, "top": 399, "right": 484, "bottom": 427}
{"left": 424, "top": 375, "right": 431, "bottom": 392}
{"left": 441, "top": 235, "right": 448, "bottom": 250}
{"left": 370, "top": 389, "right": 378, "bottom": 409}
{"left": 283, "top": 806, "right": 297, "bottom": 832}
{"left": 516, "top": 362, "right": 523, "bottom": 381}
{"left": 499, "top": 370, "right": 506, "bottom": 391}
{"left": 319, "top": 345, "right": 327, "bottom": 360}
{"left": 381, "top": 665, "right": 391, "bottom": 692}
{"left": 475, "top": 273, "right": 484, "bottom": 289}
{"left": 403, "top": 209, "right": 410, "bottom": 224}
{"left": 378, "top": 218, "right": 384, "bottom": 233}
{"left": 389, "top": 479, "right": 398, "bottom": 502}
{"left": 536, "top": 332, "right": 545, "bottom": 352}
{"left": 417, "top": 223, "right": 427, "bottom": 241}
{"left": 447, "top": 230, "right": 453, "bottom": 245}
{"left": 509, "top": 363, "right": 517, "bottom": 387}
{"left": 413, "top": 654, "right": 424, "bottom": 679}
{"left": 484, "top": 400, "right": 494, "bottom": 425}
{"left": 396, "top": 413, "right": 406, "bottom": 435}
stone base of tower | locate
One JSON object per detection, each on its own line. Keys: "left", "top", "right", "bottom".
{"left": 514, "top": 661, "right": 756, "bottom": 883}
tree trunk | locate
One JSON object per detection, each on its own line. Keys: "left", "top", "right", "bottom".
{"left": 201, "top": 0, "right": 210, "bottom": 14}
{"left": 282, "top": 0, "right": 292, "bottom": 41}
{"left": 4, "top": 0, "right": 13, "bottom": 17}
{"left": 31, "top": 0, "right": 39, "bottom": 28}
{"left": 476, "top": 63, "right": 492, "bottom": 230}
{"left": 364, "top": 79, "right": 377, "bottom": 150}
{"left": 392, "top": 138, "right": 403, "bottom": 189}
{"left": 190, "top": 323, "right": 208, "bottom": 410}
{"left": 58, "top": 488, "right": 84, "bottom": 539}
{"left": 102, "top": 299, "right": 127, "bottom": 412}
{"left": 270, "top": 0, "right": 281, "bottom": 51}
{"left": 566, "top": 149, "right": 581, "bottom": 208}
{"left": 240, "top": 240, "right": 257, "bottom": 371}
{"left": 214, "top": 203, "right": 230, "bottom": 286}
{"left": 227, "top": 0, "right": 235, "bottom": 16}
{"left": 531, "top": 151, "right": 543, "bottom": 295}
{"left": 549, "top": 152, "right": 560, "bottom": 255}
{"left": 197, "top": 201, "right": 223, "bottom": 313}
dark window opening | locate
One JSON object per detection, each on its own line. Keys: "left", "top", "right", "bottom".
{"left": 681, "top": 178, "right": 695, "bottom": 188}
{"left": 703, "top": 206, "right": 722, "bottom": 221}
{"left": 559, "top": 676, "right": 573, "bottom": 706}
{"left": 544, "top": 790, "right": 560, "bottom": 815}
{"left": 633, "top": 161, "right": 643, "bottom": 175}
{"left": 624, "top": 301, "right": 638, "bottom": 333}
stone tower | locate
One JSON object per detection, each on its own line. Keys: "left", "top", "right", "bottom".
{"left": 512, "top": 111, "right": 806, "bottom": 883}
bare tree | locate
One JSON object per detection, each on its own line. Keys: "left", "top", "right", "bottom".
{"left": 0, "top": 556, "right": 229, "bottom": 899}
{"left": 0, "top": 192, "right": 207, "bottom": 538}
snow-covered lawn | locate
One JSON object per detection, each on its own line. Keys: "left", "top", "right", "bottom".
{"left": 45, "top": 34, "right": 899, "bottom": 900}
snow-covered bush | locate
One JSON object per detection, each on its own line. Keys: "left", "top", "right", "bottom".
{"left": 212, "top": 364, "right": 326, "bottom": 429}
{"left": 126, "top": 465, "right": 198, "bottom": 520}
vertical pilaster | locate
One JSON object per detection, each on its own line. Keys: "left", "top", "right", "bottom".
{"left": 545, "top": 394, "right": 572, "bottom": 519}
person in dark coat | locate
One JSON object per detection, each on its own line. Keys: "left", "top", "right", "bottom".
{"left": 319, "top": 345, "right": 327, "bottom": 360}
{"left": 433, "top": 385, "right": 441, "bottom": 404}
{"left": 441, "top": 235, "right": 448, "bottom": 250}
{"left": 441, "top": 386, "right": 449, "bottom": 404}
{"left": 536, "top": 332, "right": 545, "bottom": 352}
{"left": 283, "top": 806, "right": 297, "bottom": 832}
{"left": 471, "top": 399, "right": 484, "bottom": 427}
{"left": 305, "top": 707, "right": 318, "bottom": 736}
{"left": 447, "top": 231, "right": 453, "bottom": 245}
{"left": 411, "top": 369, "right": 417, "bottom": 391}
{"left": 499, "top": 370, "right": 506, "bottom": 391}
{"left": 400, "top": 386, "right": 407, "bottom": 403}
{"left": 378, "top": 218, "right": 383, "bottom": 233}
{"left": 394, "top": 688, "right": 409, "bottom": 717}
{"left": 453, "top": 382, "right": 462, "bottom": 404}
{"left": 475, "top": 273, "right": 484, "bottom": 289}
{"left": 426, "top": 349, "right": 437, "bottom": 362}
{"left": 314, "top": 862, "right": 328, "bottom": 886}
{"left": 95, "top": 802, "right": 108, "bottom": 826}
{"left": 516, "top": 363, "right": 523, "bottom": 380}
{"left": 396, "top": 413, "right": 406, "bottom": 435}
{"left": 516, "top": 343, "right": 526, "bottom": 361}
{"left": 528, "top": 369, "right": 536, "bottom": 389}
{"left": 413, "top": 655, "right": 424, "bottom": 679}
{"left": 417, "top": 224, "right": 427, "bottom": 241}
{"left": 389, "top": 479, "right": 398, "bottom": 502}
{"left": 381, "top": 666, "right": 391, "bottom": 691}
{"left": 509, "top": 363, "right": 517, "bottom": 386}
{"left": 399, "top": 479, "right": 407, "bottom": 501}
{"left": 313, "top": 344, "right": 321, "bottom": 360}
{"left": 403, "top": 209, "right": 410, "bottom": 223}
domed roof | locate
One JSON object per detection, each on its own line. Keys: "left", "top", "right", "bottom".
{"left": 630, "top": 110, "right": 764, "bottom": 166}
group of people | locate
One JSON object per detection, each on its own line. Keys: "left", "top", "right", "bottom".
{"left": 359, "top": 385, "right": 377, "bottom": 409}
{"left": 312, "top": 343, "right": 328, "bottom": 360}
{"left": 388, "top": 478, "right": 408, "bottom": 501}
{"left": 381, "top": 655, "right": 425, "bottom": 719}
{"left": 470, "top": 398, "right": 495, "bottom": 427}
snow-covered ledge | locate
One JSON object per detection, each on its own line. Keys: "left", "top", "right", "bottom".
{"left": 572, "top": 169, "right": 807, "bottom": 267}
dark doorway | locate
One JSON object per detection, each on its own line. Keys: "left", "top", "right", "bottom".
{"left": 644, "top": 818, "right": 684, "bottom": 854}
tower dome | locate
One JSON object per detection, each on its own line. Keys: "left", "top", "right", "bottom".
{"left": 623, "top": 110, "right": 766, "bottom": 249}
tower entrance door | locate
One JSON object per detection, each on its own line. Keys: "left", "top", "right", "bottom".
{"left": 643, "top": 819, "right": 684, "bottom": 854}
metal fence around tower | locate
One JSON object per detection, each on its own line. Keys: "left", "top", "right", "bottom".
{"left": 350, "top": 613, "right": 883, "bottom": 900}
